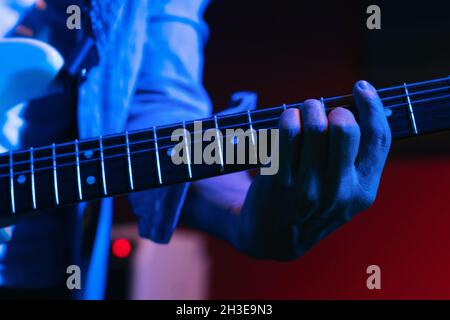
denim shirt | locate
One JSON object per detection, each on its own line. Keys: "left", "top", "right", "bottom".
{"left": 0, "top": 0, "right": 212, "bottom": 299}
{"left": 83, "top": 0, "right": 212, "bottom": 242}
{"left": 79, "top": 0, "right": 212, "bottom": 299}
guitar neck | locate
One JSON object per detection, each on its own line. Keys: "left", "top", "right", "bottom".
{"left": 0, "top": 76, "right": 449, "bottom": 225}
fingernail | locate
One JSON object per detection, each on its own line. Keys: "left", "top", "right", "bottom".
{"left": 358, "top": 80, "right": 372, "bottom": 91}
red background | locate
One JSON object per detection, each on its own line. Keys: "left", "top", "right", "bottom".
{"left": 201, "top": 0, "right": 450, "bottom": 299}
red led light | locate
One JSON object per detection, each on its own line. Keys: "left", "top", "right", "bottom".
{"left": 112, "top": 239, "right": 132, "bottom": 259}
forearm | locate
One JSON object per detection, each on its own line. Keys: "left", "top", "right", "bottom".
{"left": 181, "top": 172, "right": 252, "bottom": 249}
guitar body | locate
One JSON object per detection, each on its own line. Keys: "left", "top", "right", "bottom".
{"left": 0, "top": 39, "right": 63, "bottom": 237}
{"left": 0, "top": 38, "right": 64, "bottom": 110}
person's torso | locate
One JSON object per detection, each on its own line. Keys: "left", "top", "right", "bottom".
{"left": 0, "top": 0, "right": 81, "bottom": 289}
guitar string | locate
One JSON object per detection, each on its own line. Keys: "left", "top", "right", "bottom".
{"left": 1, "top": 92, "right": 449, "bottom": 179}
{"left": 378, "top": 85, "right": 449, "bottom": 103}
{"left": 5, "top": 76, "right": 450, "bottom": 156}
{"left": 2, "top": 81, "right": 450, "bottom": 169}
{"left": 3, "top": 89, "right": 450, "bottom": 170}
{"left": 375, "top": 76, "right": 449, "bottom": 93}
{"left": 4, "top": 78, "right": 450, "bottom": 161}
{"left": 217, "top": 76, "right": 450, "bottom": 120}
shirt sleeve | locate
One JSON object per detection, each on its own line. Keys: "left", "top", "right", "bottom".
{"left": 126, "top": 0, "right": 212, "bottom": 243}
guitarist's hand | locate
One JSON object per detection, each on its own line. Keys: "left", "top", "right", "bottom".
{"left": 237, "top": 81, "right": 391, "bottom": 260}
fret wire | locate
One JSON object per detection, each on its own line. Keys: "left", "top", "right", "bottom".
{"left": 2, "top": 89, "right": 450, "bottom": 182}
{"left": 153, "top": 126, "right": 163, "bottom": 185}
{"left": 377, "top": 76, "right": 449, "bottom": 93}
{"left": 4, "top": 77, "right": 450, "bottom": 162}
{"left": 52, "top": 143, "right": 59, "bottom": 205}
{"left": 4, "top": 92, "right": 450, "bottom": 180}
{"left": 372, "top": 93, "right": 450, "bottom": 110}
{"left": 75, "top": 140, "right": 83, "bottom": 201}
{"left": 98, "top": 93, "right": 445, "bottom": 154}
{"left": 0, "top": 79, "right": 449, "bottom": 211}
{"left": 214, "top": 115, "right": 225, "bottom": 171}
{"left": 0, "top": 121, "right": 408, "bottom": 206}
{"left": 382, "top": 85, "right": 449, "bottom": 103}
{"left": 283, "top": 103, "right": 287, "bottom": 111}
{"left": 9, "top": 150, "right": 15, "bottom": 214}
{"left": 403, "top": 83, "right": 419, "bottom": 135}
{"left": 182, "top": 121, "right": 193, "bottom": 179}
{"left": 30, "top": 147, "right": 36, "bottom": 210}
{"left": 3, "top": 81, "right": 450, "bottom": 165}
{"left": 125, "top": 131, "right": 135, "bottom": 190}
{"left": 1, "top": 86, "right": 450, "bottom": 177}
{"left": 99, "top": 136, "right": 108, "bottom": 195}
{"left": 247, "top": 110, "right": 258, "bottom": 162}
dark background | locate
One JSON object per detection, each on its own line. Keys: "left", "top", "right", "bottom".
{"left": 200, "top": 0, "right": 450, "bottom": 299}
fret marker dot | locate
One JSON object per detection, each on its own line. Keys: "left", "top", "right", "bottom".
{"left": 384, "top": 108, "right": 393, "bottom": 117}
{"left": 17, "top": 175, "right": 26, "bottom": 184}
{"left": 231, "top": 136, "right": 239, "bottom": 145}
{"left": 167, "top": 148, "right": 175, "bottom": 157}
{"left": 87, "top": 176, "right": 96, "bottom": 185}
{"left": 84, "top": 150, "right": 93, "bottom": 159}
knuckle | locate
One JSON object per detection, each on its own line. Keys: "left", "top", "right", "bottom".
{"left": 363, "top": 91, "right": 381, "bottom": 105}
{"left": 339, "top": 212, "right": 354, "bottom": 224}
{"left": 327, "top": 189, "right": 353, "bottom": 213}
{"left": 303, "top": 191, "right": 321, "bottom": 211}
{"left": 335, "top": 190, "right": 353, "bottom": 207}
{"left": 302, "top": 99, "right": 328, "bottom": 135}
{"left": 331, "top": 121, "right": 360, "bottom": 140}
{"left": 368, "top": 125, "right": 392, "bottom": 149}
{"left": 304, "top": 123, "right": 327, "bottom": 135}
{"left": 357, "top": 190, "right": 377, "bottom": 211}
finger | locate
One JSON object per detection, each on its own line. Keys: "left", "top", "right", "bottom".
{"left": 353, "top": 81, "right": 392, "bottom": 184}
{"left": 277, "top": 108, "right": 301, "bottom": 186}
{"left": 297, "top": 99, "right": 328, "bottom": 182}
{"left": 327, "top": 107, "right": 360, "bottom": 183}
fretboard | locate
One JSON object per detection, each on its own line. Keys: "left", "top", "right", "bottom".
{"left": 0, "top": 76, "right": 449, "bottom": 225}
